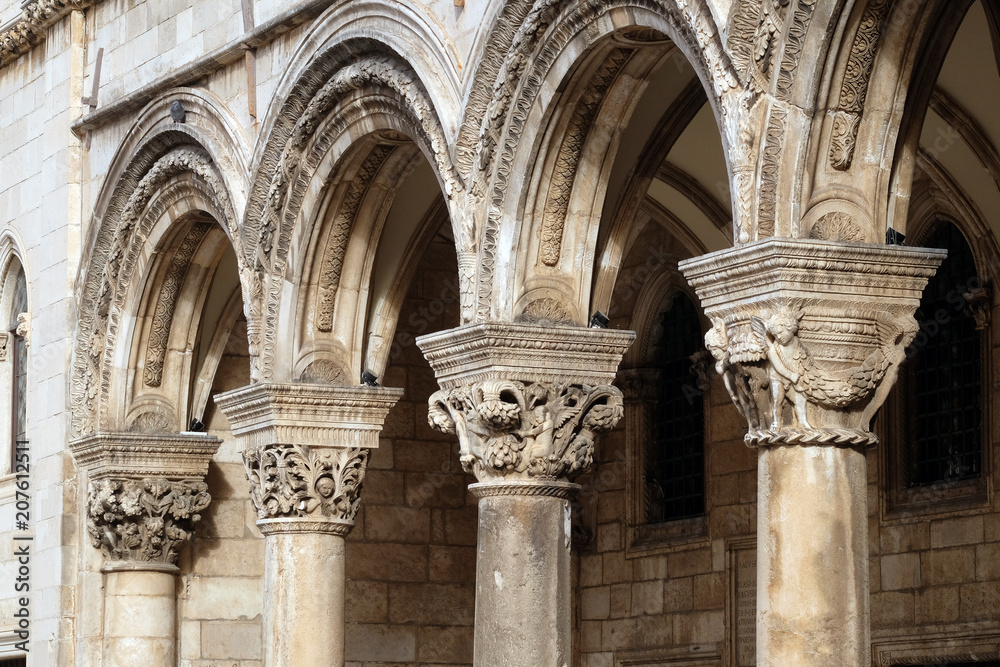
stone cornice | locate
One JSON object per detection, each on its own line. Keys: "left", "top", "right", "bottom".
{"left": 679, "top": 238, "right": 946, "bottom": 310}
{"left": 416, "top": 322, "right": 635, "bottom": 390}
{"left": 0, "top": 0, "right": 89, "bottom": 69}
{"left": 214, "top": 383, "right": 403, "bottom": 450}
{"left": 69, "top": 431, "right": 221, "bottom": 481}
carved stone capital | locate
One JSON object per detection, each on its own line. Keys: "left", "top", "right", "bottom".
{"left": 69, "top": 432, "right": 221, "bottom": 569}
{"left": 85, "top": 478, "right": 211, "bottom": 567}
{"left": 680, "top": 238, "right": 946, "bottom": 448}
{"left": 417, "top": 323, "right": 634, "bottom": 487}
{"left": 214, "top": 383, "right": 403, "bottom": 533}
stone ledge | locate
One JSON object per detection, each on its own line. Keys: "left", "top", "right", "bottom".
{"left": 69, "top": 431, "right": 220, "bottom": 481}
{"left": 416, "top": 322, "right": 635, "bottom": 389}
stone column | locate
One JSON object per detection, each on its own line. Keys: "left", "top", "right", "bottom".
{"left": 679, "top": 238, "right": 945, "bottom": 666}
{"left": 417, "top": 323, "right": 634, "bottom": 667}
{"left": 214, "top": 383, "right": 402, "bottom": 667}
{"left": 69, "top": 432, "right": 221, "bottom": 667}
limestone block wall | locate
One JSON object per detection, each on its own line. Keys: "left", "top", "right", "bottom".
{"left": 344, "top": 227, "right": 477, "bottom": 666}
{"left": 0, "top": 12, "right": 85, "bottom": 663}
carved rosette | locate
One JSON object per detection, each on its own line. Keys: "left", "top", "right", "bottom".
{"left": 417, "top": 323, "right": 634, "bottom": 492}
{"left": 214, "top": 383, "right": 403, "bottom": 535}
{"left": 86, "top": 478, "right": 210, "bottom": 566}
{"left": 69, "top": 432, "right": 221, "bottom": 570}
{"left": 680, "top": 238, "right": 946, "bottom": 448}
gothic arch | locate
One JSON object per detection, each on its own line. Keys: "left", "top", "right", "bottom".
{"left": 72, "top": 92, "right": 249, "bottom": 436}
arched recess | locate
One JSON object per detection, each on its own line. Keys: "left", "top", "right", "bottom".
{"left": 808, "top": 0, "right": 973, "bottom": 239}
{"left": 874, "top": 0, "right": 1000, "bottom": 520}
{"left": 244, "top": 34, "right": 460, "bottom": 385}
{"left": 0, "top": 231, "right": 28, "bottom": 475}
{"left": 464, "top": 2, "right": 736, "bottom": 326}
{"left": 72, "top": 91, "right": 251, "bottom": 436}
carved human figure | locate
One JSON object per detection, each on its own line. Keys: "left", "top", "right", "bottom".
{"left": 525, "top": 404, "right": 555, "bottom": 460}
{"left": 759, "top": 310, "right": 811, "bottom": 429}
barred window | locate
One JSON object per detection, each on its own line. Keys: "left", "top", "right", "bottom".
{"left": 645, "top": 291, "right": 705, "bottom": 523}
{"left": 905, "top": 223, "right": 983, "bottom": 487}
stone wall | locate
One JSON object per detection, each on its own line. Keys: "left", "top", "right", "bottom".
{"left": 344, "top": 225, "right": 476, "bottom": 666}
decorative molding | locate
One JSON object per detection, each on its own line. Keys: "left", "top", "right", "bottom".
{"left": 418, "top": 323, "right": 633, "bottom": 486}
{"left": 72, "top": 147, "right": 240, "bottom": 436}
{"left": 774, "top": 0, "right": 817, "bottom": 101}
{"left": 86, "top": 478, "right": 210, "bottom": 566}
{"left": 871, "top": 628, "right": 1000, "bottom": 665}
{"left": 679, "top": 238, "right": 945, "bottom": 447}
{"left": 756, "top": 104, "right": 785, "bottom": 239}
{"left": 143, "top": 223, "right": 211, "bottom": 386}
{"left": 69, "top": 431, "right": 221, "bottom": 480}
{"left": 0, "top": 0, "right": 91, "bottom": 69}
{"left": 829, "top": 0, "right": 891, "bottom": 170}
{"left": 416, "top": 322, "right": 635, "bottom": 390}
{"left": 315, "top": 145, "right": 396, "bottom": 332}
{"left": 0, "top": 332, "right": 9, "bottom": 362}
{"left": 214, "top": 383, "right": 403, "bottom": 451}
{"left": 539, "top": 48, "right": 633, "bottom": 267}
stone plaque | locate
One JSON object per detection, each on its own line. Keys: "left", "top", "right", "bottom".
{"left": 728, "top": 539, "right": 757, "bottom": 667}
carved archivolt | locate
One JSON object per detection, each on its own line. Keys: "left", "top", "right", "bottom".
{"left": 73, "top": 147, "right": 241, "bottom": 436}
{"left": 315, "top": 144, "right": 396, "bottom": 332}
{"left": 756, "top": 105, "right": 786, "bottom": 238}
{"left": 428, "top": 380, "right": 623, "bottom": 483}
{"left": 465, "top": 0, "right": 737, "bottom": 321}
{"left": 244, "top": 50, "right": 459, "bottom": 379}
{"left": 86, "top": 478, "right": 211, "bottom": 565}
{"left": 829, "top": 0, "right": 892, "bottom": 170}
{"left": 539, "top": 48, "right": 633, "bottom": 267}
{"left": 143, "top": 223, "right": 212, "bottom": 387}
{"left": 244, "top": 444, "right": 368, "bottom": 528}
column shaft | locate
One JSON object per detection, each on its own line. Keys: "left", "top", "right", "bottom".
{"left": 264, "top": 531, "right": 346, "bottom": 667}
{"left": 473, "top": 490, "right": 573, "bottom": 667}
{"left": 757, "top": 445, "right": 869, "bottom": 666}
{"left": 103, "top": 569, "right": 177, "bottom": 667}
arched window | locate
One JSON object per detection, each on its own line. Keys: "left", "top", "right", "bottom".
{"left": 8, "top": 268, "right": 26, "bottom": 475}
{"left": 907, "top": 223, "right": 983, "bottom": 486}
{"left": 625, "top": 285, "right": 709, "bottom": 551}
{"left": 646, "top": 291, "right": 706, "bottom": 522}
{"left": 883, "top": 221, "right": 988, "bottom": 510}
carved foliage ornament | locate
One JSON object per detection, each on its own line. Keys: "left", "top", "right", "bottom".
{"left": 428, "top": 379, "right": 623, "bottom": 483}
{"left": 87, "top": 478, "right": 211, "bottom": 565}
{"left": 243, "top": 444, "right": 368, "bottom": 524}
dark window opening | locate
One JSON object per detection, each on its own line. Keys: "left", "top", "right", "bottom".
{"left": 0, "top": 657, "right": 27, "bottom": 667}
{"left": 905, "top": 223, "right": 982, "bottom": 486}
{"left": 8, "top": 270, "right": 25, "bottom": 475}
{"left": 646, "top": 292, "right": 705, "bottom": 523}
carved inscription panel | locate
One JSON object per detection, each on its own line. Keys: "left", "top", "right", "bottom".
{"left": 729, "top": 540, "right": 757, "bottom": 667}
